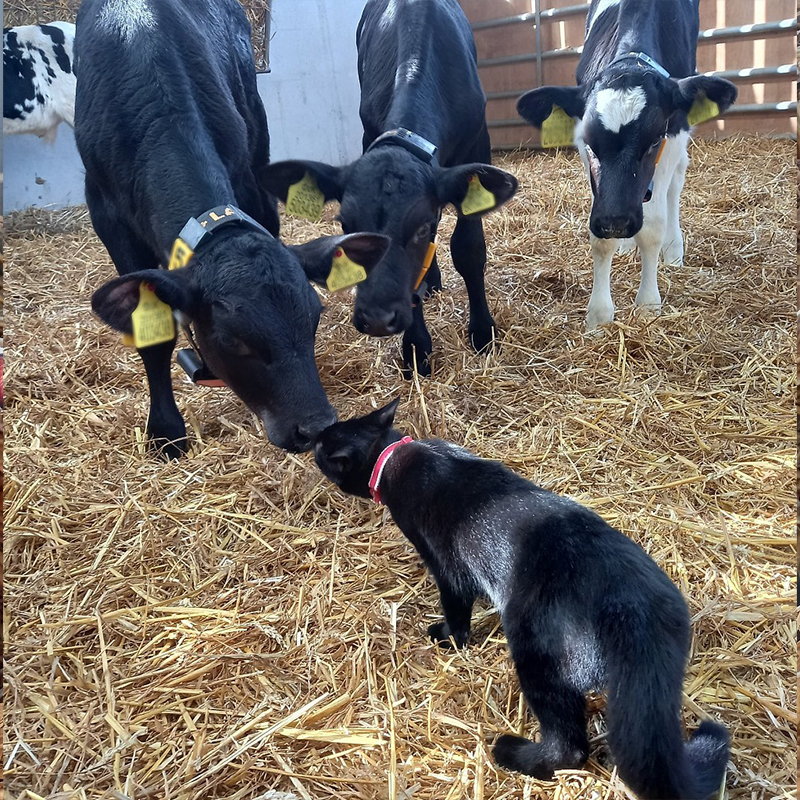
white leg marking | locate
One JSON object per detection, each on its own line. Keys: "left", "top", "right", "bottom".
{"left": 586, "top": 234, "right": 617, "bottom": 330}
{"left": 661, "top": 143, "right": 689, "bottom": 266}
{"left": 617, "top": 238, "right": 637, "bottom": 255}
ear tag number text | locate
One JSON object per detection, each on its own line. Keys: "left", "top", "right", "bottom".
{"left": 541, "top": 105, "right": 575, "bottom": 148}
{"left": 286, "top": 172, "right": 325, "bottom": 221}
{"left": 131, "top": 282, "right": 175, "bottom": 349}
{"left": 326, "top": 247, "right": 368, "bottom": 293}
{"left": 460, "top": 175, "right": 496, "bottom": 216}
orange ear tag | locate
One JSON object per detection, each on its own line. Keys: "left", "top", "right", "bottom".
{"left": 414, "top": 242, "right": 438, "bottom": 291}
{"left": 326, "top": 247, "right": 368, "bottom": 292}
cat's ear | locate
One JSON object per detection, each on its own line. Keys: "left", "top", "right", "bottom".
{"left": 367, "top": 397, "right": 400, "bottom": 430}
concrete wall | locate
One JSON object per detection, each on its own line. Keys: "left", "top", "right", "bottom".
{"left": 3, "top": 0, "right": 366, "bottom": 213}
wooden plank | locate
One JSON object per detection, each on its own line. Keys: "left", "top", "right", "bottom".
{"left": 468, "top": 0, "right": 797, "bottom": 146}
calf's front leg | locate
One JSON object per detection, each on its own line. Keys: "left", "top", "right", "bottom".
{"left": 139, "top": 337, "right": 187, "bottom": 459}
{"left": 585, "top": 234, "right": 617, "bottom": 330}
{"left": 633, "top": 207, "right": 667, "bottom": 315}
{"left": 450, "top": 215, "right": 497, "bottom": 352}
{"left": 402, "top": 301, "right": 433, "bottom": 378}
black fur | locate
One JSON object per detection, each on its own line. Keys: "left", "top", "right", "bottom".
{"left": 75, "top": 0, "right": 389, "bottom": 456}
{"left": 314, "top": 400, "right": 730, "bottom": 800}
{"left": 263, "top": 0, "right": 518, "bottom": 378}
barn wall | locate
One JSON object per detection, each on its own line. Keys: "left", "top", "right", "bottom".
{"left": 460, "top": 0, "right": 798, "bottom": 150}
{"left": 3, "top": 0, "right": 366, "bottom": 213}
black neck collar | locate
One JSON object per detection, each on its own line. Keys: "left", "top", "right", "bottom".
{"left": 609, "top": 51, "right": 670, "bottom": 79}
{"left": 175, "top": 204, "right": 272, "bottom": 254}
{"left": 366, "top": 127, "right": 439, "bottom": 166}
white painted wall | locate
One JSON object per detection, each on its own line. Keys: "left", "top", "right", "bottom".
{"left": 3, "top": 0, "right": 366, "bottom": 213}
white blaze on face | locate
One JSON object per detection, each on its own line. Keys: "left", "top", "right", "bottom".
{"left": 98, "top": 0, "right": 155, "bottom": 41}
{"left": 594, "top": 86, "right": 647, "bottom": 133}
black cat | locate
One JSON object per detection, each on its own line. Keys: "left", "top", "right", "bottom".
{"left": 313, "top": 399, "right": 730, "bottom": 800}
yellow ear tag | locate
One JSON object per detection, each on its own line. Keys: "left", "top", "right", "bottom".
{"left": 687, "top": 95, "right": 720, "bottom": 126}
{"left": 285, "top": 172, "right": 325, "bottom": 221}
{"left": 121, "top": 333, "right": 135, "bottom": 347}
{"left": 169, "top": 237, "right": 195, "bottom": 271}
{"left": 326, "top": 247, "right": 367, "bottom": 293}
{"left": 541, "top": 104, "right": 575, "bottom": 148}
{"left": 131, "top": 282, "right": 176, "bottom": 348}
{"left": 460, "top": 175, "right": 496, "bottom": 216}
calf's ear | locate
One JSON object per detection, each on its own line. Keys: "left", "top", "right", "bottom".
{"left": 673, "top": 75, "right": 738, "bottom": 124}
{"left": 91, "top": 269, "right": 197, "bottom": 333}
{"left": 261, "top": 159, "right": 346, "bottom": 208}
{"left": 289, "top": 233, "right": 391, "bottom": 289}
{"left": 435, "top": 164, "right": 518, "bottom": 217}
{"left": 517, "top": 85, "right": 585, "bottom": 127}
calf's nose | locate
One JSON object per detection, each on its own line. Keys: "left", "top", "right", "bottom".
{"left": 591, "top": 214, "right": 637, "bottom": 240}
{"left": 294, "top": 409, "right": 338, "bottom": 450}
{"left": 354, "top": 306, "right": 404, "bottom": 337}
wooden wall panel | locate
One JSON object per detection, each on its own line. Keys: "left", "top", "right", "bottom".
{"left": 465, "top": 0, "right": 797, "bottom": 149}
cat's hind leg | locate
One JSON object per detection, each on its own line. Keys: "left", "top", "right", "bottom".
{"left": 493, "top": 613, "right": 589, "bottom": 778}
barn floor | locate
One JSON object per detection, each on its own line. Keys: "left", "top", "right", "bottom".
{"left": 4, "top": 137, "right": 796, "bottom": 800}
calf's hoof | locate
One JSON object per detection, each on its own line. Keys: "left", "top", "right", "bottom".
{"left": 402, "top": 337, "right": 432, "bottom": 379}
{"left": 469, "top": 321, "right": 498, "bottom": 354}
{"left": 585, "top": 301, "right": 615, "bottom": 332}
{"left": 147, "top": 418, "right": 188, "bottom": 460}
{"left": 634, "top": 289, "right": 662, "bottom": 316}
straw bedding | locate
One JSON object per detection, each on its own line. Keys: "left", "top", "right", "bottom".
{"left": 4, "top": 137, "right": 796, "bottom": 799}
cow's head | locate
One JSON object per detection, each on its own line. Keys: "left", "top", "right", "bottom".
{"left": 518, "top": 69, "right": 737, "bottom": 239}
{"left": 262, "top": 151, "right": 518, "bottom": 337}
{"left": 92, "top": 231, "right": 389, "bottom": 452}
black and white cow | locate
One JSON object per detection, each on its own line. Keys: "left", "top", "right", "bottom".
{"left": 3, "top": 22, "right": 76, "bottom": 141}
{"left": 263, "top": 0, "right": 518, "bottom": 377}
{"left": 76, "top": 0, "right": 389, "bottom": 458}
{"left": 518, "top": 0, "right": 737, "bottom": 330}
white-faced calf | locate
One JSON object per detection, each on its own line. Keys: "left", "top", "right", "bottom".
{"left": 517, "top": 0, "right": 736, "bottom": 330}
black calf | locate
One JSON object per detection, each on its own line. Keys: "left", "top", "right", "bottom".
{"left": 263, "top": 0, "right": 518, "bottom": 377}
{"left": 76, "top": 0, "right": 388, "bottom": 456}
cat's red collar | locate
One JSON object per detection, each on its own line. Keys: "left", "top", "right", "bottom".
{"left": 369, "top": 436, "right": 414, "bottom": 505}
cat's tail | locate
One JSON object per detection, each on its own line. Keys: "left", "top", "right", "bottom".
{"left": 605, "top": 620, "right": 730, "bottom": 800}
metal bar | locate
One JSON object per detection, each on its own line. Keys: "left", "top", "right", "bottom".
{"left": 484, "top": 64, "right": 798, "bottom": 101}
{"left": 534, "top": 0, "right": 543, "bottom": 87}
{"left": 698, "top": 18, "right": 796, "bottom": 41}
{"left": 701, "top": 64, "right": 797, "bottom": 81}
{"left": 471, "top": 4, "right": 589, "bottom": 31}
{"left": 486, "top": 101, "right": 797, "bottom": 128}
{"left": 720, "top": 101, "right": 797, "bottom": 115}
{"left": 479, "top": 46, "right": 582, "bottom": 69}
{"left": 477, "top": 19, "right": 797, "bottom": 69}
